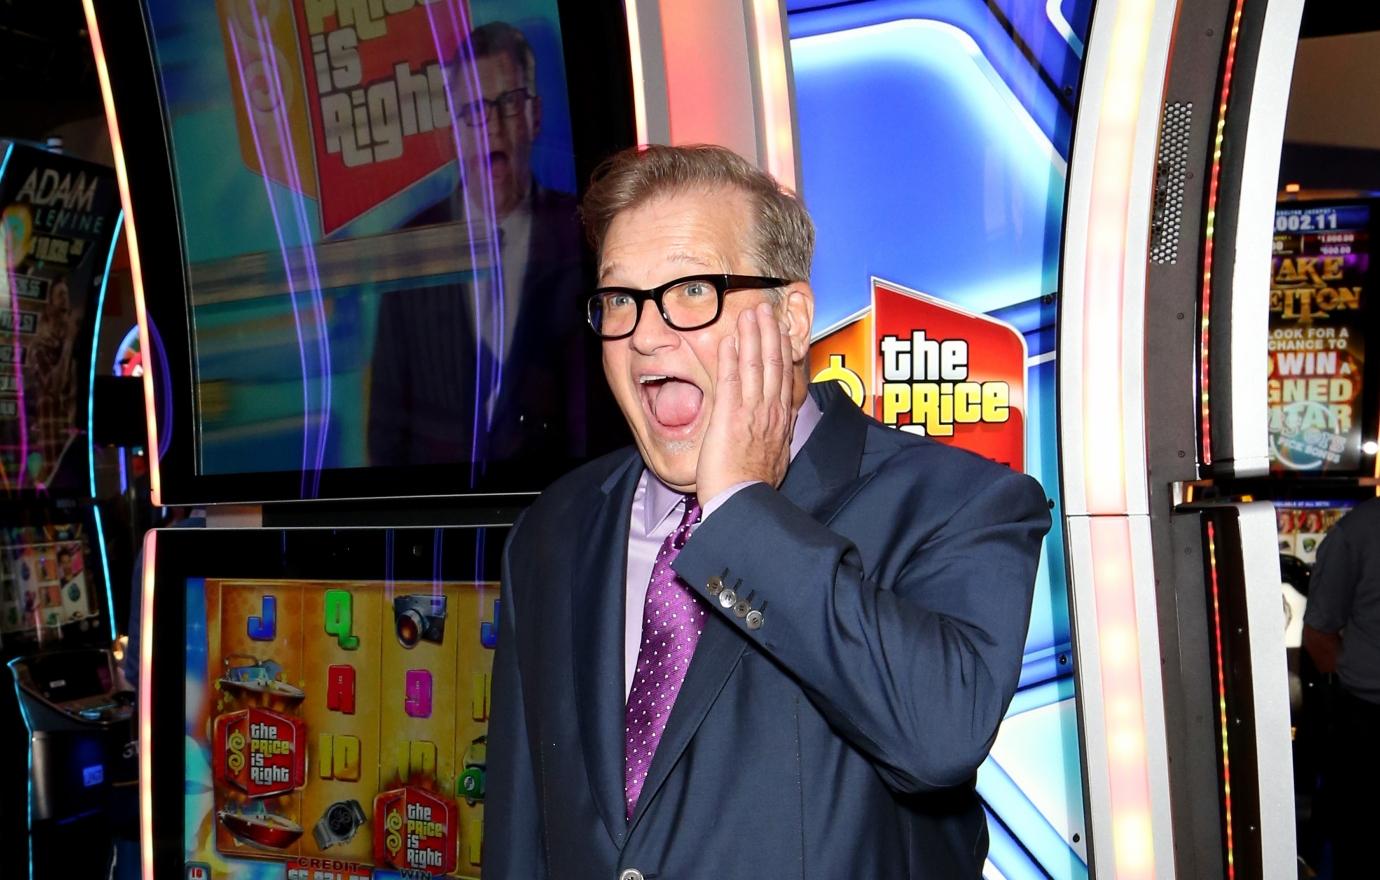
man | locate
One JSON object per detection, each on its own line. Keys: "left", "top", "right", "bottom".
{"left": 369, "top": 22, "right": 602, "bottom": 470}
{"left": 1303, "top": 497, "right": 1380, "bottom": 879}
{"left": 486, "top": 145, "right": 1051, "bottom": 878}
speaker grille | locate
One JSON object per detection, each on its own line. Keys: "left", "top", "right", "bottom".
{"left": 1150, "top": 101, "right": 1193, "bottom": 265}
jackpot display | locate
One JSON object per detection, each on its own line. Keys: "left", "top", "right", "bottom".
{"left": 185, "top": 578, "right": 497, "bottom": 879}
{"left": 1269, "top": 203, "right": 1371, "bottom": 473}
{"left": 787, "top": 1, "right": 1094, "bottom": 876}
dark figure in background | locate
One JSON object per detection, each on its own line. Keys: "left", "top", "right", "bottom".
{"left": 368, "top": 22, "right": 593, "bottom": 470}
{"left": 1302, "top": 497, "right": 1380, "bottom": 879}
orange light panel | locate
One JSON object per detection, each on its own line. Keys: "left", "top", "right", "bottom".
{"left": 82, "top": 0, "right": 162, "bottom": 505}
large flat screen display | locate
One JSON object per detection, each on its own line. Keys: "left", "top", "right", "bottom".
{"left": 147, "top": 528, "right": 504, "bottom": 879}
{"left": 94, "top": 0, "right": 633, "bottom": 503}
{"left": 1269, "top": 201, "right": 1374, "bottom": 473}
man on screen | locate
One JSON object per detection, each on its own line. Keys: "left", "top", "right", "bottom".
{"left": 368, "top": 22, "right": 593, "bottom": 470}
{"left": 485, "top": 145, "right": 1051, "bottom": 878}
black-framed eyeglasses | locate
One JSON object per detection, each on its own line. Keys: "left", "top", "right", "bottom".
{"left": 457, "top": 88, "right": 531, "bottom": 127}
{"left": 586, "top": 274, "right": 788, "bottom": 339}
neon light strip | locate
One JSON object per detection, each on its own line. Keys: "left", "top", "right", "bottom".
{"left": 226, "top": 22, "right": 319, "bottom": 498}
{"left": 423, "top": 2, "right": 506, "bottom": 486}
{"left": 1199, "top": 0, "right": 1246, "bottom": 466}
{"left": 1082, "top": 0, "right": 1156, "bottom": 515}
{"left": 88, "top": 210, "right": 123, "bottom": 639}
{"left": 138, "top": 529, "right": 157, "bottom": 880}
{"left": 749, "top": 0, "right": 796, "bottom": 190}
{"left": 1089, "top": 518, "right": 1154, "bottom": 878}
{"left": 624, "top": 0, "right": 649, "bottom": 143}
{"left": 1078, "top": 0, "right": 1158, "bottom": 875}
{"left": 1205, "top": 521, "right": 1235, "bottom": 877}
{"left": 8, "top": 666, "right": 36, "bottom": 880}
{"left": 0, "top": 141, "right": 14, "bottom": 494}
{"left": 82, "top": 0, "right": 162, "bottom": 505}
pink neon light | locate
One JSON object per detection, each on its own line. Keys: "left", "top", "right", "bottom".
{"left": 82, "top": 0, "right": 162, "bottom": 504}
{"left": 1090, "top": 518, "right": 1154, "bottom": 878}
{"left": 137, "top": 529, "right": 157, "bottom": 880}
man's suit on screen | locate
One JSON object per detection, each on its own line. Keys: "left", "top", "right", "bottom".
{"left": 485, "top": 380, "right": 1052, "bottom": 879}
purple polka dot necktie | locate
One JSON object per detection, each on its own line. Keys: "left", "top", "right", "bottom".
{"left": 624, "top": 495, "right": 704, "bottom": 820}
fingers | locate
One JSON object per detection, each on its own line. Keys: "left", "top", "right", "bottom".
{"left": 776, "top": 308, "right": 794, "bottom": 410}
{"left": 716, "top": 331, "right": 741, "bottom": 407}
{"left": 758, "top": 302, "right": 785, "bottom": 409}
{"left": 738, "top": 306, "right": 763, "bottom": 404}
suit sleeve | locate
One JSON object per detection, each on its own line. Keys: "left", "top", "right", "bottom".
{"left": 673, "top": 469, "right": 1049, "bottom": 792}
{"left": 483, "top": 514, "right": 548, "bottom": 878}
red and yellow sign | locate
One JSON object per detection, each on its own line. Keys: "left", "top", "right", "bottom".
{"left": 809, "top": 277, "right": 1028, "bottom": 470}
{"left": 374, "top": 784, "right": 459, "bottom": 875}
{"left": 218, "top": 0, "right": 465, "bottom": 233}
{"left": 214, "top": 707, "right": 308, "bottom": 797}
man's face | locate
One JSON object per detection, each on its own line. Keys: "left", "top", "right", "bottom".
{"left": 599, "top": 187, "right": 810, "bottom": 492}
{"left": 459, "top": 52, "right": 540, "bottom": 219}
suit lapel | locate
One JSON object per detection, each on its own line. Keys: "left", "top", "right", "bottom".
{"left": 572, "top": 452, "right": 644, "bottom": 848}
{"left": 627, "top": 381, "right": 872, "bottom": 833}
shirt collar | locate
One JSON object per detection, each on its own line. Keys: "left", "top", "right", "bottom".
{"left": 641, "top": 390, "right": 826, "bottom": 535}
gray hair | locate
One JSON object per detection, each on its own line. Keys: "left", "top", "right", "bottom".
{"left": 581, "top": 144, "right": 815, "bottom": 286}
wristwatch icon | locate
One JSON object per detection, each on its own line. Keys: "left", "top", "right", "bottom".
{"left": 313, "top": 799, "right": 367, "bottom": 849}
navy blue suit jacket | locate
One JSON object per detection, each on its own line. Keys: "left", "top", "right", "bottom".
{"left": 486, "top": 381, "right": 1051, "bottom": 878}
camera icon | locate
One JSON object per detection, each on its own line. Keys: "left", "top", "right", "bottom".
{"left": 393, "top": 594, "right": 447, "bottom": 648}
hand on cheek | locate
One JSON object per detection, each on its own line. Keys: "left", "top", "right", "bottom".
{"left": 696, "top": 302, "right": 797, "bottom": 507}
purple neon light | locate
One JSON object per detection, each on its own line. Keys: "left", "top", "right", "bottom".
{"left": 425, "top": 0, "right": 509, "bottom": 486}
{"left": 228, "top": 23, "right": 320, "bottom": 499}
{"left": 145, "top": 315, "right": 174, "bottom": 459}
{"left": 256, "top": 14, "right": 333, "bottom": 498}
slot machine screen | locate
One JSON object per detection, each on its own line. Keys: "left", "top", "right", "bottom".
{"left": 89, "top": 0, "right": 634, "bottom": 504}
{"left": 0, "top": 522, "right": 101, "bottom": 650}
{"left": 1269, "top": 201, "right": 1374, "bottom": 474}
{"left": 148, "top": 528, "right": 505, "bottom": 879}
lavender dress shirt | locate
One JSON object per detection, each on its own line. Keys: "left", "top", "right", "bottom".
{"left": 621, "top": 393, "right": 824, "bottom": 696}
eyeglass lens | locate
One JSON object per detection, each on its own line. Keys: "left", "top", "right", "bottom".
{"left": 593, "top": 279, "right": 722, "bottom": 337}
{"left": 459, "top": 89, "right": 528, "bottom": 127}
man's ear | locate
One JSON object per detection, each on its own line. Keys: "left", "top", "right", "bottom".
{"left": 781, "top": 283, "right": 814, "bottom": 363}
{"left": 530, "top": 94, "right": 543, "bottom": 139}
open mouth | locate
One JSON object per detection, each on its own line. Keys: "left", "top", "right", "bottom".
{"left": 638, "top": 373, "right": 705, "bottom": 434}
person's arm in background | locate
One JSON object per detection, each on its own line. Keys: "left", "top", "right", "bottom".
{"left": 1303, "top": 526, "right": 1357, "bottom": 674}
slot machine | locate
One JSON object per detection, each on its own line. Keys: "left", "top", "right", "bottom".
{"left": 0, "top": 140, "right": 131, "bottom": 879}
{"left": 83, "top": 1, "right": 635, "bottom": 877}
